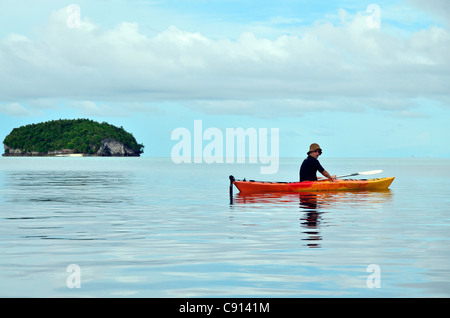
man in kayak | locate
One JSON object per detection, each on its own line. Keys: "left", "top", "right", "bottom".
{"left": 300, "top": 143, "right": 336, "bottom": 182}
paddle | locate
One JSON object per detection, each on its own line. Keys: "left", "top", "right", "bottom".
{"left": 337, "top": 170, "right": 383, "bottom": 178}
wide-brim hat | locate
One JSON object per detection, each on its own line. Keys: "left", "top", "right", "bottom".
{"left": 307, "top": 143, "right": 322, "bottom": 155}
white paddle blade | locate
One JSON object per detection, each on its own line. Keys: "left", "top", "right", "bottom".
{"left": 358, "top": 170, "right": 383, "bottom": 175}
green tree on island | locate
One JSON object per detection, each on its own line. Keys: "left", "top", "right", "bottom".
{"left": 3, "top": 119, "right": 144, "bottom": 155}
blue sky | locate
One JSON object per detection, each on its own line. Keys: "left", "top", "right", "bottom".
{"left": 0, "top": 0, "right": 449, "bottom": 158}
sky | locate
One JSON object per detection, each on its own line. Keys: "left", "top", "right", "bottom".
{"left": 0, "top": 0, "right": 449, "bottom": 159}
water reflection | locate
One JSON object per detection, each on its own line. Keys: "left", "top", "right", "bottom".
{"left": 2, "top": 170, "right": 138, "bottom": 206}
{"left": 231, "top": 190, "right": 393, "bottom": 248}
{"left": 299, "top": 193, "right": 322, "bottom": 248}
{"left": 1, "top": 170, "right": 143, "bottom": 241}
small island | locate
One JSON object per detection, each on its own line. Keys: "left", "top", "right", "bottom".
{"left": 3, "top": 119, "right": 144, "bottom": 157}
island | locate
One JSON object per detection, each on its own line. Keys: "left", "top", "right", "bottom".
{"left": 2, "top": 119, "right": 144, "bottom": 157}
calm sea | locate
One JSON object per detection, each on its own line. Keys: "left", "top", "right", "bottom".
{"left": 0, "top": 157, "right": 449, "bottom": 297}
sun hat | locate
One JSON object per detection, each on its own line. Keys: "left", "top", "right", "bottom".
{"left": 307, "top": 143, "right": 322, "bottom": 155}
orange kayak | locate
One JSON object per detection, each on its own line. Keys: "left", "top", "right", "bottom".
{"left": 231, "top": 176, "right": 395, "bottom": 194}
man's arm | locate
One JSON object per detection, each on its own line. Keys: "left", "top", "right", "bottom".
{"left": 321, "top": 170, "right": 336, "bottom": 181}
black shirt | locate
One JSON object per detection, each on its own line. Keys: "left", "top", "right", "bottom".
{"left": 299, "top": 156, "right": 325, "bottom": 182}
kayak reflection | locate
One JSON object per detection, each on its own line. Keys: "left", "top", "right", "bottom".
{"left": 232, "top": 190, "right": 393, "bottom": 248}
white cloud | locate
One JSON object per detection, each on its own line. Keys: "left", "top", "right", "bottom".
{"left": 0, "top": 5, "right": 448, "bottom": 118}
{"left": 0, "top": 102, "right": 37, "bottom": 117}
{"left": 66, "top": 100, "right": 163, "bottom": 117}
{"left": 408, "top": 0, "right": 450, "bottom": 26}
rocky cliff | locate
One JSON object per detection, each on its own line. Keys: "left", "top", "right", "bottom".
{"left": 96, "top": 139, "right": 139, "bottom": 156}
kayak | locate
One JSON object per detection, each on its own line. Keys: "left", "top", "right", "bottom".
{"left": 230, "top": 176, "right": 395, "bottom": 194}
